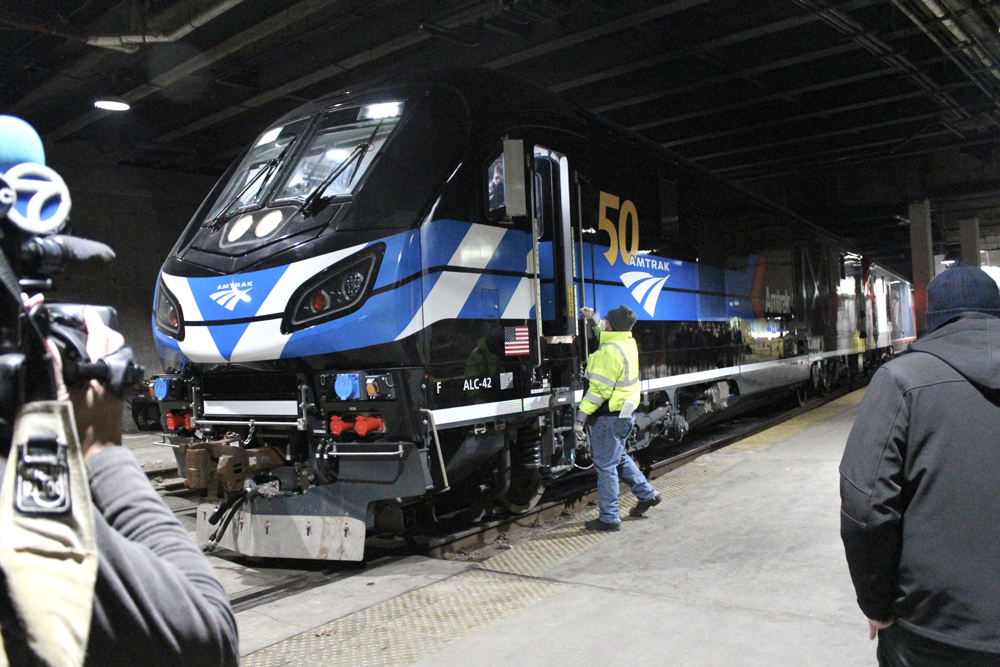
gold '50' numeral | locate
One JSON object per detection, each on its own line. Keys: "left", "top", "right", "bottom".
{"left": 598, "top": 191, "right": 639, "bottom": 266}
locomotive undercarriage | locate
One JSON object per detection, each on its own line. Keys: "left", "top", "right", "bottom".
{"left": 159, "top": 349, "right": 887, "bottom": 561}
{"left": 157, "top": 363, "right": 698, "bottom": 560}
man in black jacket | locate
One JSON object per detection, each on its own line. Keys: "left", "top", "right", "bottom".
{"left": 841, "top": 264, "right": 1000, "bottom": 666}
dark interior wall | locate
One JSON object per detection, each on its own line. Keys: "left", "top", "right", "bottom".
{"left": 748, "top": 147, "right": 1000, "bottom": 277}
{"left": 46, "top": 145, "right": 218, "bottom": 376}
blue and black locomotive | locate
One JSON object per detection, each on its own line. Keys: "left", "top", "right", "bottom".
{"left": 151, "top": 69, "right": 914, "bottom": 560}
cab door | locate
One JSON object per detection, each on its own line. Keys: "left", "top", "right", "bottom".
{"left": 532, "top": 145, "right": 576, "bottom": 342}
{"left": 503, "top": 139, "right": 580, "bottom": 394}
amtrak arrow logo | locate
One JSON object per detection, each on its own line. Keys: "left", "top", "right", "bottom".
{"left": 621, "top": 266, "right": 670, "bottom": 316}
{"left": 210, "top": 281, "right": 253, "bottom": 311}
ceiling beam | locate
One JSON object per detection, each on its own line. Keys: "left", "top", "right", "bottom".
{"left": 550, "top": 0, "right": 886, "bottom": 93}
{"left": 592, "top": 49, "right": 944, "bottom": 115}
{"left": 482, "top": 0, "right": 716, "bottom": 70}
{"left": 155, "top": 2, "right": 497, "bottom": 143}
{"left": 629, "top": 52, "right": 933, "bottom": 132}
{"left": 660, "top": 82, "right": 974, "bottom": 148}
{"left": 46, "top": 0, "right": 360, "bottom": 141}
{"left": 792, "top": 0, "right": 971, "bottom": 122}
{"left": 722, "top": 131, "right": 997, "bottom": 178}
{"left": 689, "top": 110, "right": 943, "bottom": 161}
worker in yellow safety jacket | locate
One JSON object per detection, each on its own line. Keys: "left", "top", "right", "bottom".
{"left": 575, "top": 304, "right": 661, "bottom": 531}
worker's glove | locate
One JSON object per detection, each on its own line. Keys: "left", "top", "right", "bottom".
{"left": 574, "top": 412, "right": 588, "bottom": 443}
{"left": 580, "top": 306, "right": 594, "bottom": 320}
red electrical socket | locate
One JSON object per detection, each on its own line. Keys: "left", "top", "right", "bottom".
{"left": 329, "top": 415, "right": 355, "bottom": 436}
{"left": 354, "top": 415, "right": 384, "bottom": 436}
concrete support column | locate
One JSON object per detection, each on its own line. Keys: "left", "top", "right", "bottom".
{"left": 960, "top": 217, "right": 980, "bottom": 267}
{"left": 909, "top": 200, "right": 933, "bottom": 335}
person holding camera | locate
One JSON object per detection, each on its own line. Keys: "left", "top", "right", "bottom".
{"left": 0, "top": 114, "right": 237, "bottom": 666}
{"left": 0, "top": 303, "right": 239, "bottom": 667}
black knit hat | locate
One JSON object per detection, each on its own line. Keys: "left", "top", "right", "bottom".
{"left": 606, "top": 304, "right": 637, "bottom": 332}
{"left": 925, "top": 264, "right": 1000, "bottom": 331}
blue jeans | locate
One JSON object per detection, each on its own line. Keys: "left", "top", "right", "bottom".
{"left": 590, "top": 415, "right": 657, "bottom": 524}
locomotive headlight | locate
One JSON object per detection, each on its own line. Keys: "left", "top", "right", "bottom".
{"left": 154, "top": 279, "right": 184, "bottom": 340}
{"left": 341, "top": 271, "right": 365, "bottom": 300}
{"left": 282, "top": 244, "right": 384, "bottom": 333}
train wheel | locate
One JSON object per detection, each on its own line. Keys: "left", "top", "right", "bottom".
{"left": 796, "top": 384, "right": 810, "bottom": 407}
{"left": 500, "top": 467, "right": 544, "bottom": 514}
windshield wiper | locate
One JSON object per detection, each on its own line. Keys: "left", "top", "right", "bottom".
{"left": 300, "top": 119, "right": 384, "bottom": 217}
{"left": 208, "top": 142, "right": 294, "bottom": 231}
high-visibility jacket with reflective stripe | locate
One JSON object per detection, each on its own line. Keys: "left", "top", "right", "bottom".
{"left": 579, "top": 328, "right": 640, "bottom": 415}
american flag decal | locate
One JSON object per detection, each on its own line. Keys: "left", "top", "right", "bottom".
{"left": 504, "top": 325, "right": 530, "bottom": 356}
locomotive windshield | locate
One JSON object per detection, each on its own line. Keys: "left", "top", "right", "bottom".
{"left": 274, "top": 101, "right": 403, "bottom": 204}
{"left": 204, "top": 118, "right": 309, "bottom": 222}
{"left": 203, "top": 101, "right": 404, "bottom": 225}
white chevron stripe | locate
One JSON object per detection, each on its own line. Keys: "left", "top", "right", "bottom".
{"left": 161, "top": 273, "right": 224, "bottom": 363}
{"left": 395, "top": 224, "right": 508, "bottom": 340}
{"left": 446, "top": 224, "right": 507, "bottom": 269}
{"left": 501, "top": 249, "right": 535, "bottom": 319}
{"left": 253, "top": 242, "right": 367, "bottom": 317}
{"left": 230, "top": 319, "right": 289, "bottom": 362}
{"left": 162, "top": 242, "right": 370, "bottom": 363}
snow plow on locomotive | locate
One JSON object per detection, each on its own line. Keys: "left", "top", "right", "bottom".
{"left": 150, "top": 70, "right": 914, "bottom": 561}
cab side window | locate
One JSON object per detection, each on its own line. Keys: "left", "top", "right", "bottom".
{"left": 486, "top": 154, "right": 505, "bottom": 218}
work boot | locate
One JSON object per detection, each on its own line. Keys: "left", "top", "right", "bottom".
{"left": 584, "top": 518, "right": 621, "bottom": 532}
{"left": 629, "top": 493, "right": 662, "bottom": 518}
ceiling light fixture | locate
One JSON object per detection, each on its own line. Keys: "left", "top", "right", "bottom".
{"left": 94, "top": 95, "right": 130, "bottom": 111}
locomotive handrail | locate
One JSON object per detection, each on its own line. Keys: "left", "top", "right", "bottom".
{"left": 192, "top": 418, "right": 299, "bottom": 428}
{"left": 419, "top": 408, "right": 450, "bottom": 493}
{"left": 531, "top": 180, "right": 544, "bottom": 369}
{"left": 328, "top": 444, "right": 404, "bottom": 458}
{"left": 575, "top": 170, "right": 589, "bottom": 364}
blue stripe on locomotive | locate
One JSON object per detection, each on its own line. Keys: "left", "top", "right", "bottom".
{"left": 152, "top": 219, "right": 770, "bottom": 365}
{"left": 585, "top": 243, "right": 760, "bottom": 322}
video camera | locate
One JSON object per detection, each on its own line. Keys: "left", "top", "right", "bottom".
{"left": 0, "top": 115, "right": 143, "bottom": 457}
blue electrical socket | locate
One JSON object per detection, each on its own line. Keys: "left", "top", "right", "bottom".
{"left": 334, "top": 373, "right": 361, "bottom": 401}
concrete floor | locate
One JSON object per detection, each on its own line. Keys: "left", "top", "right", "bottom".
{"left": 225, "top": 390, "right": 877, "bottom": 667}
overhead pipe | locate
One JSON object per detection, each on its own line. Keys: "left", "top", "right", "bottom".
{"left": 0, "top": 11, "right": 133, "bottom": 52}
{"left": 42, "top": 0, "right": 344, "bottom": 140}
{"left": 86, "top": 0, "right": 248, "bottom": 51}
{"left": 0, "top": 0, "right": 248, "bottom": 53}
{"left": 890, "top": 0, "right": 1000, "bottom": 111}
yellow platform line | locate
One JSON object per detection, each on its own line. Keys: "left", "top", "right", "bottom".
{"left": 728, "top": 388, "right": 864, "bottom": 452}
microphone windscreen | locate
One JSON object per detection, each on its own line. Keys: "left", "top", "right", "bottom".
{"left": 0, "top": 115, "right": 45, "bottom": 173}
{"left": 52, "top": 235, "right": 116, "bottom": 263}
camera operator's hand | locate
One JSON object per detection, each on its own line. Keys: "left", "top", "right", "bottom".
{"left": 70, "top": 307, "right": 125, "bottom": 460}
{"left": 25, "top": 294, "right": 125, "bottom": 460}
{"left": 23, "top": 292, "right": 70, "bottom": 402}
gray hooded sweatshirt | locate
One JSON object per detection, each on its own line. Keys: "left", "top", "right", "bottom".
{"left": 841, "top": 311, "right": 1000, "bottom": 652}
